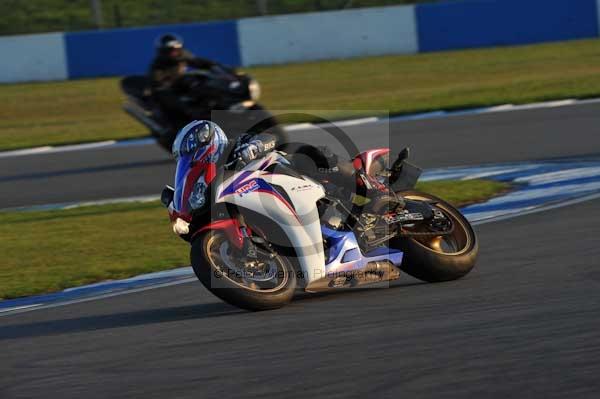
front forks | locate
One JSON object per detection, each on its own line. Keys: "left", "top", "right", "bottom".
{"left": 235, "top": 212, "right": 276, "bottom": 262}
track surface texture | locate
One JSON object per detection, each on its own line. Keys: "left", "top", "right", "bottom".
{"left": 1, "top": 102, "right": 599, "bottom": 398}
{"left": 2, "top": 102, "right": 600, "bottom": 208}
{"left": 1, "top": 199, "right": 599, "bottom": 398}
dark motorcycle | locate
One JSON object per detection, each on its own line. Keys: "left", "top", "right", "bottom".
{"left": 121, "top": 66, "right": 283, "bottom": 151}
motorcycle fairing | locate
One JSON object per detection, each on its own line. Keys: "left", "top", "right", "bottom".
{"left": 215, "top": 152, "right": 327, "bottom": 285}
{"left": 321, "top": 226, "right": 403, "bottom": 274}
{"left": 217, "top": 169, "right": 299, "bottom": 222}
{"left": 356, "top": 148, "right": 390, "bottom": 175}
{"left": 172, "top": 145, "right": 215, "bottom": 221}
{"left": 172, "top": 128, "right": 228, "bottom": 221}
{"left": 192, "top": 218, "right": 245, "bottom": 250}
{"left": 301, "top": 226, "right": 404, "bottom": 291}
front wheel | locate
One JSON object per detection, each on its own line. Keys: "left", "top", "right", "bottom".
{"left": 390, "top": 190, "right": 478, "bottom": 282}
{"left": 191, "top": 229, "right": 296, "bottom": 311}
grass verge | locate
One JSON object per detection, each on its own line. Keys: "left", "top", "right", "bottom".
{"left": 414, "top": 179, "right": 510, "bottom": 208}
{"left": 1, "top": 38, "right": 600, "bottom": 150}
{"left": 0, "top": 179, "right": 509, "bottom": 300}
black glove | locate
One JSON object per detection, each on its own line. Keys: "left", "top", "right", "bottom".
{"left": 234, "top": 140, "right": 265, "bottom": 164}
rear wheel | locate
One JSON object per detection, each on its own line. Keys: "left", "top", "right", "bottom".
{"left": 390, "top": 190, "right": 478, "bottom": 282}
{"left": 191, "top": 229, "right": 296, "bottom": 311}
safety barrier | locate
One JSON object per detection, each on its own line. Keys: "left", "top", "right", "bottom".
{"left": 65, "top": 21, "right": 241, "bottom": 79}
{"left": 1, "top": 0, "right": 599, "bottom": 83}
{"left": 238, "top": 6, "right": 417, "bottom": 65}
{"left": 0, "top": 33, "right": 67, "bottom": 82}
{"left": 416, "top": 0, "right": 599, "bottom": 52}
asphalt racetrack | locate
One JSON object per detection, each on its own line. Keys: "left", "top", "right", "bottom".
{"left": 1, "top": 103, "right": 600, "bottom": 398}
{"left": 2, "top": 101, "right": 600, "bottom": 208}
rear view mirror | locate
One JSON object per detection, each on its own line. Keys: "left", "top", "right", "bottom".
{"left": 161, "top": 185, "right": 175, "bottom": 207}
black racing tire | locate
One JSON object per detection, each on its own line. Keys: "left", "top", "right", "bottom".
{"left": 191, "top": 230, "right": 297, "bottom": 311}
{"left": 390, "top": 190, "right": 478, "bottom": 282}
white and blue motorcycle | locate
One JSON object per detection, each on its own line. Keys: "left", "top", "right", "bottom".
{"left": 162, "top": 121, "right": 478, "bottom": 311}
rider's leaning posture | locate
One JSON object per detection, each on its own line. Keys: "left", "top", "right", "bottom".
{"left": 167, "top": 120, "right": 387, "bottom": 233}
{"left": 163, "top": 120, "right": 478, "bottom": 311}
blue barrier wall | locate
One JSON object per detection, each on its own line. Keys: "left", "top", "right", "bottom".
{"left": 65, "top": 20, "right": 241, "bottom": 79}
{"left": 3, "top": 1, "right": 600, "bottom": 83}
{"left": 417, "top": 0, "right": 599, "bottom": 52}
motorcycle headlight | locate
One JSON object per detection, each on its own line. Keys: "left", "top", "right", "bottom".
{"left": 249, "top": 79, "right": 261, "bottom": 101}
{"left": 189, "top": 176, "right": 207, "bottom": 210}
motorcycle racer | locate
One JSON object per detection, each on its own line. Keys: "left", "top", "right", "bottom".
{"left": 149, "top": 34, "right": 224, "bottom": 130}
{"left": 168, "top": 120, "right": 278, "bottom": 224}
{"left": 169, "top": 120, "right": 388, "bottom": 228}
{"left": 174, "top": 120, "right": 357, "bottom": 181}
{"left": 150, "top": 33, "right": 218, "bottom": 90}
{"left": 162, "top": 120, "right": 478, "bottom": 310}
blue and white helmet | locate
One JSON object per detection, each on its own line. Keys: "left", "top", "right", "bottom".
{"left": 172, "top": 120, "right": 229, "bottom": 162}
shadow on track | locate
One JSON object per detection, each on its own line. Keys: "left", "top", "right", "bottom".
{"left": 0, "top": 302, "right": 241, "bottom": 341}
{"left": 293, "top": 279, "right": 429, "bottom": 304}
{"left": 0, "top": 279, "right": 434, "bottom": 341}
{"left": 0, "top": 159, "right": 173, "bottom": 183}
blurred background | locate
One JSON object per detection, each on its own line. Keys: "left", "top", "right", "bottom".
{"left": 2, "top": 0, "right": 600, "bottom": 302}
{"left": 2, "top": 0, "right": 598, "bottom": 150}
{"left": 0, "top": 0, "right": 440, "bottom": 34}
{"left": 3, "top": 3, "right": 600, "bottom": 396}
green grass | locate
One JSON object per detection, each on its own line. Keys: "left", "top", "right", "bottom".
{"left": 0, "top": 201, "right": 189, "bottom": 300}
{"left": 0, "top": 178, "right": 508, "bottom": 300}
{"left": 2, "top": 38, "right": 600, "bottom": 151}
{"left": 415, "top": 179, "right": 510, "bottom": 207}
{"left": 0, "top": 0, "right": 435, "bottom": 35}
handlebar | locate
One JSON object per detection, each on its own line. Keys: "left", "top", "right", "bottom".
{"left": 224, "top": 157, "right": 242, "bottom": 169}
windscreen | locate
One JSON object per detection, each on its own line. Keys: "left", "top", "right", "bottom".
{"left": 173, "top": 152, "right": 194, "bottom": 214}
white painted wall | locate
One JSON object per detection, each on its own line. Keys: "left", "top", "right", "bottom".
{"left": 0, "top": 33, "right": 67, "bottom": 83}
{"left": 238, "top": 5, "right": 417, "bottom": 66}
{"left": 597, "top": 0, "right": 600, "bottom": 36}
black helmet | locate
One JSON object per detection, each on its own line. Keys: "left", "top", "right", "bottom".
{"left": 156, "top": 33, "right": 183, "bottom": 53}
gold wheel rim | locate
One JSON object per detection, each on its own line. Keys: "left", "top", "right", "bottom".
{"left": 402, "top": 193, "right": 473, "bottom": 256}
{"left": 205, "top": 233, "right": 289, "bottom": 293}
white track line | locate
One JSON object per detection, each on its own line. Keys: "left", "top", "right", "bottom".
{"left": 2, "top": 190, "right": 599, "bottom": 317}
{"left": 2, "top": 97, "right": 600, "bottom": 160}
{"left": 284, "top": 123, "right": 315, "bottom": 131}
{"left": 0, "top": 140, "right": 117, "bottom": 159}
{"left": 471, "top": 191, "right": 600, "bottom": 226}
{"left": 2, "top": 194, "right": 160, "bottom": 213}
{"left": 0, "top": 278, "right": 198, "bottom": 317}
{"left": 0, "top": 146, "right": 53, "bottom": 157}
{"left": 0, "top": 304, "right": 43, "bottom": 314}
